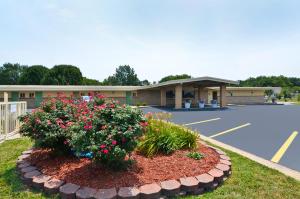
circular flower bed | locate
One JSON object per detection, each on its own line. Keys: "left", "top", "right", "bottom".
{"left": 17, "top": 94, "right": 232, "bottom": 198}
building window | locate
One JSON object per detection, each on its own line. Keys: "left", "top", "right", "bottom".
{"left": 20, "top": 93, "right": 25, "bottom": 99}
{"left": 29, "top": 92, "right": 35, "bottom": 98}
{"left": 132, "top": 92, "right": 137, "bottom": 97}
{"left": 166, "top": 90, "right": 175, "bottom": 98}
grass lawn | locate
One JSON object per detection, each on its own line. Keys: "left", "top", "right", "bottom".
{"left": 1, "top": 138, "right": 300, "bottom": 199}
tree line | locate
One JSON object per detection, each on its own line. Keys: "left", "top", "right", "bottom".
{"left": 0, "top": 63, "right": 192, "bottom": 86}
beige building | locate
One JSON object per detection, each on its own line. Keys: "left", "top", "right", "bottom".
{"left": 0, "top": 77, "right": 281, "bottom": 109}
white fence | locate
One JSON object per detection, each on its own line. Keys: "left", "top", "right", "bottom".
{"left": 0, "top": 101, "right": 27, "bottom": 141}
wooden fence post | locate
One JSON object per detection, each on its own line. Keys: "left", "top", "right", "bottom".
{"left": 4, "top": 92, "right": 9, "bottom": 138}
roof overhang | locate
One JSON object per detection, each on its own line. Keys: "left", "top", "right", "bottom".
{"left": 0, "top": 85, "right": 142, "bottom": 92}
{"left": 138, "top": 76, "right": 238, "bottom": 90}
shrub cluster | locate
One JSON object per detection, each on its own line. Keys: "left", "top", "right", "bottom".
{"left": 138, "top": 113, "right": 199, "bottom": 157}
{"left": 19, "top": 94, "right": 146, "bottom": 168}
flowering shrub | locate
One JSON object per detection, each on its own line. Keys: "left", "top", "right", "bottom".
{"left": 68, "top": 97, "right": 146, "bottom": 169}
{"left": 19, "top": 96, "right": 76, "bottom": 153}
{"left": 19, "top": 93, "right": 146, "bottom": 169}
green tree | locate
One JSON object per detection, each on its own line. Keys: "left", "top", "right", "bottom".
{"left": 103, "top": 65, "right": 141, "bottom": 85}
{"left": 0, "top": 63, "right": 27, "bottom": 85}
{"left": 41, "top": 65, "right": 83, "bottom": 85}
{"left": 82, "top": 77, "right": 102, "bottom": 85}
{"left": 19, "top": 65, "right": 49, "bottom": 85}
{"left": 159, "top": 74, "right": 191, "bottom": 83}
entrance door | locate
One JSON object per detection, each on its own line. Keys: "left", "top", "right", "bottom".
{"left": 212, "top": 91, "right": 218, "bottom": 100}
{"left": 35, "top": 91, "right": 43, "bottom": 107}
{"left": 126, "top": 91, "right": 132, "bottom": 105}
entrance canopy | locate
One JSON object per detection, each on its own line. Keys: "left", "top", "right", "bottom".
{"left": 139, "top": 76, "right": 238, "bottom": 109}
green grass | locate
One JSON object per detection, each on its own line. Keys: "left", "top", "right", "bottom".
{"left": 1, "top": 138, "right": 300, "bottom": 199}
{"left": 0, "top": 138, "right": 59, "bottom": 199}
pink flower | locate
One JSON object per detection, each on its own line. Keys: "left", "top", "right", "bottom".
{"left": 112, "top": 140, "right": 117, "bottom": 145}
{"left": 100, "top": 144, "right": 106, "bottom": 149}
{"left": 140, "top": 121, "right": 148, "bottom": 127}
{"left": 47, "top": 120, "right": 52, "bottom": 125}
{"left": 84, "top": 125, "right": 92, "bottom": 130}
{"left": 66, "top": 122, "right": 73, "bottom": 127}
{"left": 101, "top": 125, "right": 107, "bottom": 130}
{"left": 64, "top": 140, "right": 68, "bottom": 145}
{"left": 60, "top": 124, "right": 66, "bottom": 129}
{"left": 103, "top": 149, "right": 109, "bottom": 154}
{"left": 35, "top": 118, "right": 41, "bottom": 124}
{"left": 110, "top": 104, "right": 115, "bottom": 108}
{"left": 122, "top": 137, "right": 126, "bottom": 143}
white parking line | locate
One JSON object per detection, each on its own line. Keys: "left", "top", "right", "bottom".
{"left": 209, "top": 123, "right": 251, "bottom": 138}
{"left": 183, "top": 118, "right": 221, "bottom": 126}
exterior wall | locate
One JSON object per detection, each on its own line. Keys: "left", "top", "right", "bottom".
{"left": 133, "top": 89, "right": 161, "bottom": 106}
{"left": 215, "top": 90, "right": 265, "bottom": 104}
{"left": 226, "top": 96, "right": 265, "bottom": 104}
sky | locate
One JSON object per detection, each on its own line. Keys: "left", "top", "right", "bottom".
{"left": 1, "top": 0, "right": 300, "bottom": 82}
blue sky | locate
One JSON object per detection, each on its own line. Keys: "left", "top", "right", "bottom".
{"left": 1, "top": 0, "right": 300, "bottom": 82}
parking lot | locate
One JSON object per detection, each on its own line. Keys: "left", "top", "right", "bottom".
{"left": 141, "top": 105, "right": 300, "bottom": 172}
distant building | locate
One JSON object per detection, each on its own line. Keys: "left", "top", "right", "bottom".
{"left": 0, "top": 76, "right": 281, "bottom": 109}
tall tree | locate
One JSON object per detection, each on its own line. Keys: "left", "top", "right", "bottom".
{"left": 82, "top": 77, "right": 102, "bottom": 85}
{"left": 19, "top": 65, "right": 49, "bottom": 85}
{"left": 0, "top": 63, "right": 27, "bottom": 85}
{"left": 159, "top": 74, "right": 191, "bottom": 83}
{"left": 103, "top": 65, "right": 141, "bottom": 85}
{"left": 41, "top": 65, "right": 83, "bottom": 85}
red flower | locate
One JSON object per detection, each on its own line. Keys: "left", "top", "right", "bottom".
{"left": 35, "top": 118, "right": 41, "bottom": 124}
{"left": 84, "top": 125, "right": 92, "bottom": 130}
{"left": 60, "top": 124, "right": 66, "bottom": 129}
{"left": 101, "top": 125, "right": 107, "bottom": 130}
{"left": 103, "top": 149, "right": 109, "bottom": 154}
{"left": 110, "top": 104, "right": 115, "bottom": 108}
{"left": 140, "top": 121, "right": 148, "bottom": 127}
{"left": 100, "top": 144, "right": 106, "bottom": 149}
{"left": 112, "top": 140, "right": 117, "bottom": 145}
{"left": 64, "top": 140, "right": 69, "bottom": 145}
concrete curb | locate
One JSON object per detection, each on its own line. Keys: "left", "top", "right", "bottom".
{"left": 200, "top": 135, "right": 300, "bottom": 181}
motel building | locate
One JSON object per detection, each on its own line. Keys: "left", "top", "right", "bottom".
{"left": 0, "top": 77, "right": 281, "bottom": 109}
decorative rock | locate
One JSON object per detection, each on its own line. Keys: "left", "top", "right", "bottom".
{"left": 76, "top": 187, "right": 97, "bottom": 199}
{"left": 193, "top": 187, "right": 205, "bottom": 195}
{"left": 93, "top": 188, "right": 117, "bottom": 199}
{"left": 216, "top": 149, "right": 226, "bottom": 155}
{"left": 220, "top": 159, "right": 232, "bottom": 167}
{"left": 21, "top": 166, "right": 37, "bottom": 174}
{"left": 208, "top": 169, "right": 224, "bottom": 183}
{"left": 139, "top": 183, "right": 161, "bottom": 199}
{"left": 118, "top": 187, "right": 140, "bottom": 199}
{"left": 220, "top": 155, "right": 231, "bottom": 161}
{"left": 23, "top": 170, "right": 41, "bottom": 185}
{"left": 22, "top": 149, "right": 33, "bottom": 155}
{"left": 179, "top": 177, "right": 199, "bottom": 193}
{"left": 18, "top": 154, "right": 30, "bottom": 160}
{"left": 178, "top": 191, "right": 187, "bottom": 196}
{"left": 196, "top": 173, "right": 214, "bottom": 189}
{"left": 18, "top": 162, "right": 31, "bottom": 170}
{"left": 32, "top": 174, "right": 51, "bottom": 189}
{"left": 160, "top": 179, "right": 181, "bottom": 196}
{"left": 59, "top": 183, "right": 80, "bottom": 199}
{"left": 44, "top": 178, "right": 65, "bottom": 194}
{"left": 215, "top": 163, "right": 230, "bottom": 176}
{"left": 211, "top": 182, "right": 218, "bottom": 190}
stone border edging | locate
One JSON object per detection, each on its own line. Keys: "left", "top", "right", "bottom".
{"left": 200, "top": 135, "right": 300, "bottom": 181}
{"left": 16, "top": 145, "right": 231, "bottom": 199}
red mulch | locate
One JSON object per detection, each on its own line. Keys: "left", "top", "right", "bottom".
{"left": 28, "top": 145, "right": 219, "bottom": 189}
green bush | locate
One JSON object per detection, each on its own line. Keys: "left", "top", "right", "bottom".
{"left": 19, "top": 94, "right": 147, "bottom": 169}
{"left": 138, "top": 119, "right": 199, "bottom": 157}
{"left": 297, "top": 95, "right": 300, "bottom": 102}
{"left": 19, "top": 96, "right": 76, "bottom": 153}
{"left": 68, "top": 96, "right": 147, "bottom": 169}
{"left": 187, "top": 151, "right": 203, "bottom": 160}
